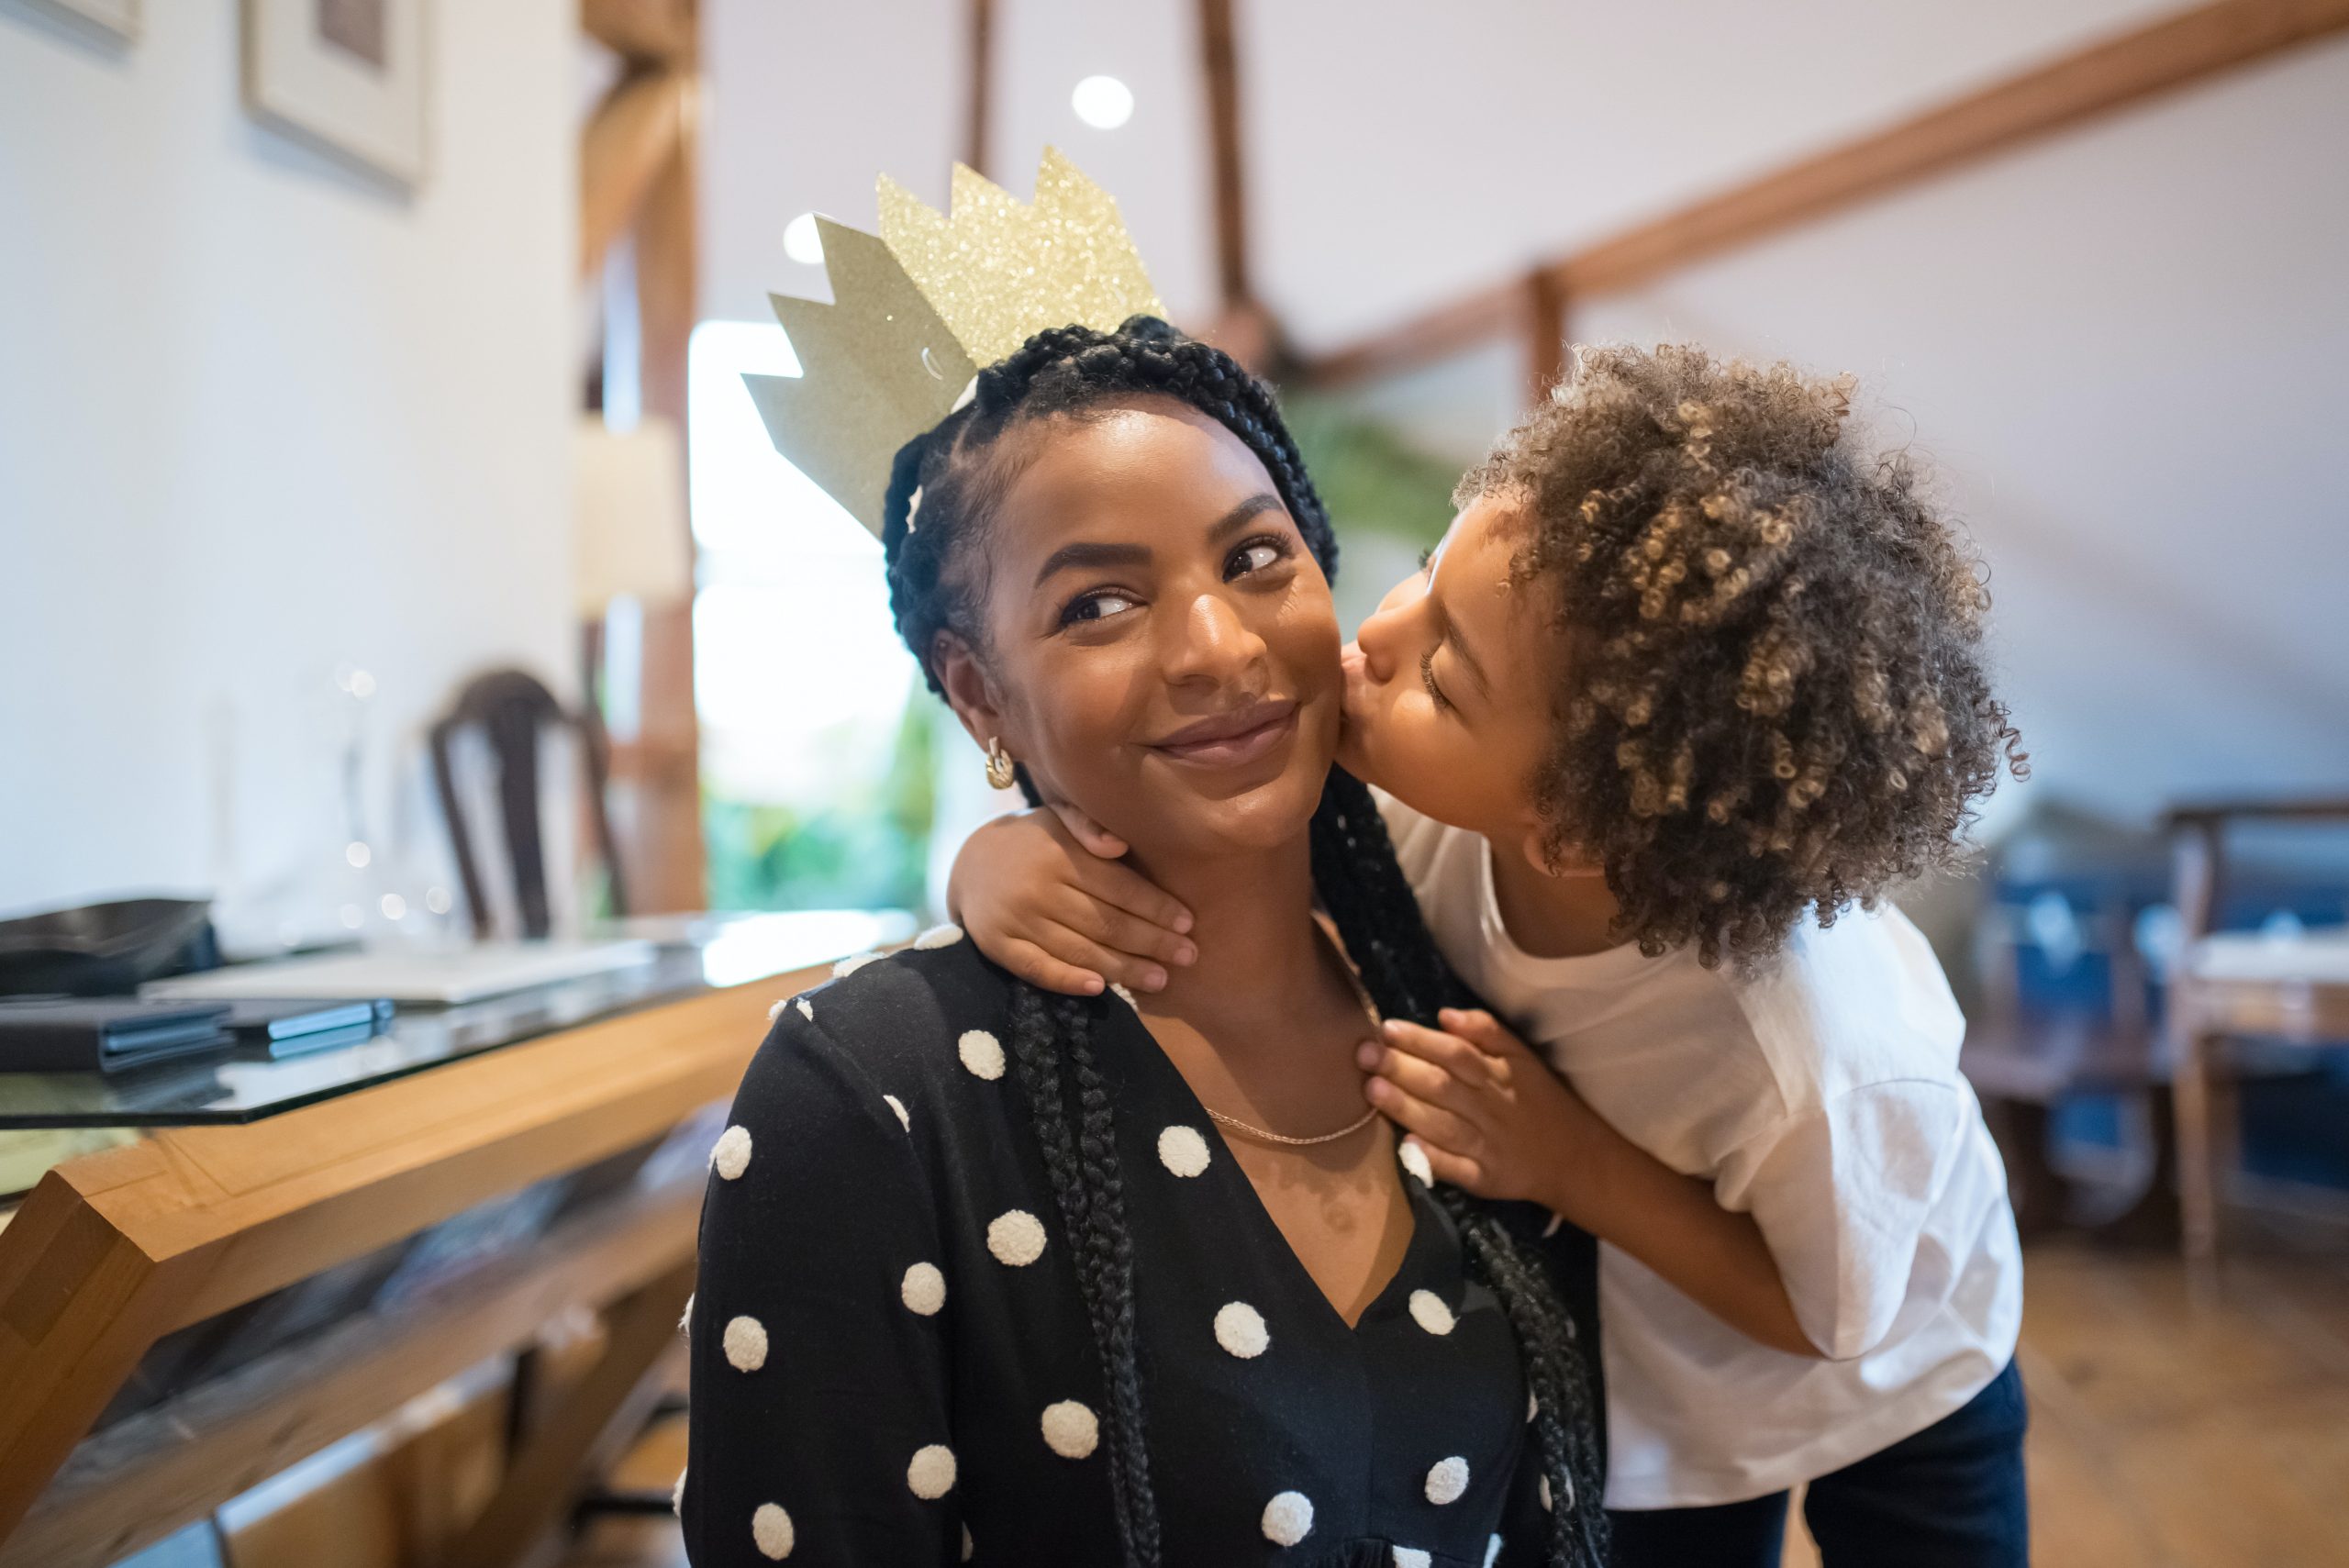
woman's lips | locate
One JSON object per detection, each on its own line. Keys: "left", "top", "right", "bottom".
{"left": 1150, "top": 698, "right": 1299, "bottom": 768}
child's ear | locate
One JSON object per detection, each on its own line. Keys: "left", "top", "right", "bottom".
{"left": 931, "top": 631, "right": 1012, "bottom": 757}
{"left": 1515, "top": 819, "right": 1607, "bottom": 882}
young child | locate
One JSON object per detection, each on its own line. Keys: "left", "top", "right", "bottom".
{"left": 948, "top": 343, "right": 2031, "bottom": 1566}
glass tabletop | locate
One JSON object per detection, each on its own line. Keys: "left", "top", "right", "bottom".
{"left": 0, "top": 909, "right": 913, "bottom": 1131}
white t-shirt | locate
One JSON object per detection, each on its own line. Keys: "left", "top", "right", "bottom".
{"left": 1379, "top": 792, "right": 2022, "bottom": 1510}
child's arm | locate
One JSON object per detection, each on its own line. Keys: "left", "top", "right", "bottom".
{"left": 944, "top": 806, "right": 1197, "bottom": 996}
{"left": 1361, "top": 1009, "right": 1821, "bottom": 1360}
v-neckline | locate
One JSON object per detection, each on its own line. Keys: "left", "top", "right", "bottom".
{"left": 1098, "top": 994, "right": 1436, "bottom": 1335}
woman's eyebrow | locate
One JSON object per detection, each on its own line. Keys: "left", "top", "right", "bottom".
{"left": 1030, "top": 495, "right": 1283, "bottom": 589}
{"left": 1206, "top": 492, "right": 1285, "bottom": 542}
{"left": 1033, "top": 539, "right": 1150, "bottom": 588}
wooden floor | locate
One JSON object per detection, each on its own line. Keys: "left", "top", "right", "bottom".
{"left": 566, "top": 1233, "right": 2349, "bottom": 1568}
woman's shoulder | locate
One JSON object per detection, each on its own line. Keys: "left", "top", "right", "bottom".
{"left": 730, "top": 926, "right": 1024, "bottom": 1139}
{"left": 788, "top": 925, "right": 1016, "bottom": 1052}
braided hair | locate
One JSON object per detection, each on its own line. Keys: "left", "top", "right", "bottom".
{"left": 881, "top": 317, "right": 1607, "bottom": 1568}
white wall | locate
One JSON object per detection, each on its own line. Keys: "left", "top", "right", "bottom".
{"left": 0, "top": 0, "right": 577, "bottom": 935}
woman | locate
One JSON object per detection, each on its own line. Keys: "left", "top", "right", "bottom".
{"left": 682, "top": 318, "right": 1606, "bottom": 1567}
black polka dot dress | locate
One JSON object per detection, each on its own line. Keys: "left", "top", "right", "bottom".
{"left": 682, "top": 928, "right": 1604, "bottom": 1567}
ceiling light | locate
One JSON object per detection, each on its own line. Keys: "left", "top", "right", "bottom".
{"left": 1071, "top": 75, "right": 1133, "bottom": 130}
{"left": 783, "top": 212, "right": 824, "bottom": 265}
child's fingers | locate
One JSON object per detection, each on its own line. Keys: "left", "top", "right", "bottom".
{"left": 1379, "top": 1018, "right": 1503, "bottom": 1084}
{"left": 1067, "top": 857, "right": 1196, "bottom": 938}
{"left": 1035, "top": 921, "right": 1171, "bottom": 994}
{"left": 1363, "top": 1073, "right": 1481, "bottom": 1159}
{"left": 1399, "top": 1136, "right": 1486, "bottom": 1193}
{"left": 1361, "top": 1040, "right": 1488, "bottom": 1121}
{"left": 995, "top": 938, "right": 1107, "bottom": 998}
{"left": 1436, "top": 1008, "right": 1535, "bottom": 1062}
{"left": 1048, "top": 799, "right": 1131, "bottom": 860}
{"left": 1052, "top": 887, "right": 1197, "bottom": 971}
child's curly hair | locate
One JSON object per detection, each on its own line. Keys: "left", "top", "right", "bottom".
{"left": 1464, "top": 342, "right": 2026, "bottom": 969}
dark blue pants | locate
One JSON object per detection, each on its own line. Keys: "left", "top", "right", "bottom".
{"left": 1608, "top": 1360, "right": 2030, "bottom": 1568}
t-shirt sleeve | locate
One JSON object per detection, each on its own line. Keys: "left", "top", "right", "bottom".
{"left": 1720, "top": 1081, "right": 1967, "bottom": 1362}
{"left": 681, "top": 1006, "right": 961, "bottom": 1566}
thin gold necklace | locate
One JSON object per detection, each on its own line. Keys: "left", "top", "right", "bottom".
{"left": 1197, "top": 921, "right": 1383, "bottom": 1149}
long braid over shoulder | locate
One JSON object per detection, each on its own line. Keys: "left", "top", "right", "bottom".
{"left": 879, "top": 317, "right": 1604, "bottom": 1568}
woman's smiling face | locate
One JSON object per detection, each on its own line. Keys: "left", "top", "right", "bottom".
{"left": 1338, "top": 494, "right": 1566, "bottom": 858}
{"left": 931, "top": 397, "right": 1342, "bottom": 865}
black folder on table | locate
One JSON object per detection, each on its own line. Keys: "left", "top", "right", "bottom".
{"left": 0, "top": 998, "right": 235, "bottom": 1073}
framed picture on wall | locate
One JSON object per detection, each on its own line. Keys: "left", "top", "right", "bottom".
{"left": 30, "top": 0, "right": 140, "bottom": 41}
{"left": 242, "top": 0, "right": 428, "bottom": 187}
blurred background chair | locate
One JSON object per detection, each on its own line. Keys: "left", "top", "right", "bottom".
{"left": 429, "top": 669, "right": 629, "bottom": 941}
{"left": 2165, "top": 800, "right": 2349, "bottom": 1281}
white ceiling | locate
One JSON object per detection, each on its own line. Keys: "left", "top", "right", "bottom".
{"left": 697, "top": 2, "right": 2349, "bottom": 824}
{"left": 706, "top": 0, "right": 2182, "bottom": 347}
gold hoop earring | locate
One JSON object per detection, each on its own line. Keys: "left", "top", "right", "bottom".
{"left": 984, "top": 737, "right": 1018, "bottom": 791}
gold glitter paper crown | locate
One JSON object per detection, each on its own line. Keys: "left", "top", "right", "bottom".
{"left": 744, "top": 148, "right": 1165, "bottom": 538}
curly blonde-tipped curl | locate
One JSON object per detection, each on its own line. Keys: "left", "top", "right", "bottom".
{"left": 1464, "top": 343, "right": 2025, "bottom": 970}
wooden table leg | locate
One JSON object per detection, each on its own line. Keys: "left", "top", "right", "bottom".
{"left": 441, "top": 1259, "right": 695, "bottom": 1568}
{"left": 2171, "top": 1009, "right": 2221, "bottom": 1295}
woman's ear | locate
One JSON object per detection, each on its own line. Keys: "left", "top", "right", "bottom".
{"left": 931, "top": 630, "right": 1009, "bottom": 756}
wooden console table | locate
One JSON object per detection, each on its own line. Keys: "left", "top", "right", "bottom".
{"left": 0, "top": 961, "right": 825, "bottom": 1568}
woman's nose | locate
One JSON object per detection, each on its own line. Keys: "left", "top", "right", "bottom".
{"left": 1163, "top": 590, "right": 1265, "bottom": 684}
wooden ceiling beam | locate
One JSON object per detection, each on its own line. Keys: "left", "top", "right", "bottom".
{"left": 1302, "top": 0, "right": 2349, "bottom": 388}
{"left": 579, "top": 67, "right": 687, "bottom": 280}
{"left": 1198, "top": 0, "right": 1254, "bottom": 312}
{"left": 582, "top": 0, "right": 693, "bottom": 67}
{"left": 966, "top": 0, "right": 996, "bottom": 175}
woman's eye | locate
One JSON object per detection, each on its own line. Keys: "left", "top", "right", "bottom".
{"left": 1419, "top": 544, "right": 1435, "bottom": 575}
{"left": 1063, "top": 591, "right": 1137, "bottom": 627}
{"left": 1227, "top": 538, "right": 1286, "bottom": 579}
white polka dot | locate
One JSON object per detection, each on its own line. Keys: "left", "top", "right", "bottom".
{"left": 1041, "top": 1398, "right": 1099, "bottom": 1459}
{"left": 1109, "top": 982, "right": 1139, "bottom": 1010}
{"left": 907, "top": 1443, "right": 957, "bottom": 1498}
{"left": 672, "top": 1465, "right": 686, "bottom": 1517}
{"left": 961, "top": 1523, "right": 974, "bottom": 1561}
{"left": 916, "top": 922, "right": 965, "bottom": 950}
{"left": 1408, "top": 1288, "right": 1455, "bottom": 1336}
{"left": 986, "top": 1209, "right": 1047, "bottom": 1266}
{"left": 1157, "top": 1125, "right": 1211, "bottom": 1177}
{"left": 678, "top": 1293, "right": 694, "bottom": 1338}
{"left": 1485, "top": 1535, "right": 1503, "bottom": 1568}
{"left": 1425, "top": 1455, "right": 1469, "bottom": 1505}
{"left": 1393, "top": 1550, "right": 1431, "bottom": 1568}
{"left": 796, "top": 996, "right": 815, "bottom": 1022}
{"left": 723, "top": 1315, "right": 768, "bottom": 1372}
{"left": 832, "top": 951, "right": 883, "bottom": 979}
{"left": 902, "top": 1262, "right": 946, "bottom": 1315}
{"left": 1214, "top": 1301, "right": 1270, "bottom": 1358}
{"left": 885, "top": 1094, "right": 911, "bottom": 1131}
{"left": 710, "top": 1125, "right": 752, "bottom": 1180}
{"left": 1541, "top": 1209, "right": 1564, "bottom": 1238}
{"left": 1397, "top": 1140, "right": 1433, "bottom": 1186}
{"left": 766, "top": 997, "right": 787, "bottom": 1024}
{"left": 958, "top": 1029, "right": 1006, "bottom": 1080}
{"left": 751, "top": 1501, "right": 795, "bottom": 1558}
{"left": 1261, "top": 1490, "right": 1314, "bottom": 1547}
